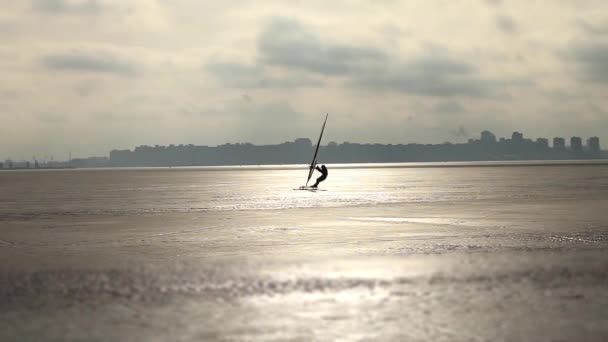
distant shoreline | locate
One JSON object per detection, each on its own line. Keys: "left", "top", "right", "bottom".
{"left": 2, "top": 159, "right": 608, "bottom": 172}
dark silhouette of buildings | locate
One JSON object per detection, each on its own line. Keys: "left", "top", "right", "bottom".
{"left": 106, "top": 131, "right": 605, "bottom": 167}
{"left": 512, "top": 132, "right": 523, "bottom": 142}
{"left": 69, "top": 157, "right": 109, "bottom": 168}
{"left": 588, "top": 137, "right": 600, "bottom": 154}
{"left": 536, "top": 138, "right": 549, "bottom": 148}
{"left": 3, "top": 131, "right": 604, "bottom": 169}
{"left": 481, "top": 130, "right": 497, "bottom": 144}
{"left": 0, "top": 157, "right": 95, "bottom": 169}
{"left": 571, "top": 137, "right": 583, "bottom": 152}
{"left": 553, "top": 137, "right": 566, "bottom": 150}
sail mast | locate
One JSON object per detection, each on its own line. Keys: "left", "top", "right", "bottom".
{"left": 306, "top": 113, "right": 328, "bottom": 186}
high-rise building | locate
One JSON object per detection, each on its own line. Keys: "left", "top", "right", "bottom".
{"left": 570, "top": 137, "right": 583, "bottom": 152}
{"left": 553, "top": 137, "right": 565, "bottom": 150}
{"left": 587, "top": 137, "right": 600, "bottom": 153}
{"left": 294, "top": 138, "right": 313, "bottom": 148}
{"left": 536, "top": 138, "right": 549, "bottom": 148}
{"left": 481, "top": 131, "right": 496, "bottom": 144}
{"left": 480, "top": 130, "right": 497, "bottom": 144}
{"left": 512, "top": 132, "right": 523, "bottom": 141}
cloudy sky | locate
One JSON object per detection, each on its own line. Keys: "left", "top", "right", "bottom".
{"left": 1, "top": 0, "right": 607, "bottom": 159}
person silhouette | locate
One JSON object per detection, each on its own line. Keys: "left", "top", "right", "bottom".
{"left": 311, "top": 164, "right": 328, "bottom": 188}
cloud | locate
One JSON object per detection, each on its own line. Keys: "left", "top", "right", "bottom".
{"left": 91, "top": 111, "right": 156, "bottom": 122}
{"left": 351, "top": 57, "right": 501, "bottom": 97}
{"left": 484, "top": 0, "right": 502, "bottom": 6}
{"left": 31, "top": 0, "right": 109, "bottom": 15}
{"left": 576, "top": 19, "right": 608, "bottom": 36}
{"left": 253, "top": 18, "right": 533, "bottom": 98}
{"left": 205, "top": 61, "right": 323, "bottom": 88}
{"left": 35, "top": 112, "right": 70, "bottom": 124}
{"left": 191, "top": 97, "right": 311, "bottom": 144}
{"left": 197, "top": 97, "right": 297, "bottom": 118}
{"left": 257, "top": 18, "right": 387, "bottom": 76}
{"left": 496, "top": 15, "right": 518, "bottom": 34}
{"left": 73, "top": 79, "right": 99, "bottom": 96}
{"left": 434, "top": 100, "right": 466, "bottom": 114}
{"left": 40, "top": 52, "right": 139, "bottom": 76}
{"left": 563, "top": 42, "right": 608, "bottom": 84}
{"left": 0, "top": 19, "right": 17, "bottom": 34}
{"left": 0, "top": 89, "right": 19, "bottom": 100}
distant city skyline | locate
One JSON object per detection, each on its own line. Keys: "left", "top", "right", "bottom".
{"left": 109, "top": 130, "right": 604, "bottom": 167}
{"left": 2, "top": 129, "right": 603, "bottom": 168}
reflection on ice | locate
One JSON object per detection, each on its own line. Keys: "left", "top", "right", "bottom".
{"left": 347, "top": 217, "right": 467, "bottom": 226}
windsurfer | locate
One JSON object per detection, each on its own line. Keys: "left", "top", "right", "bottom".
{"left": 311, "top": 165, "right": 328, "bottom": 188}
